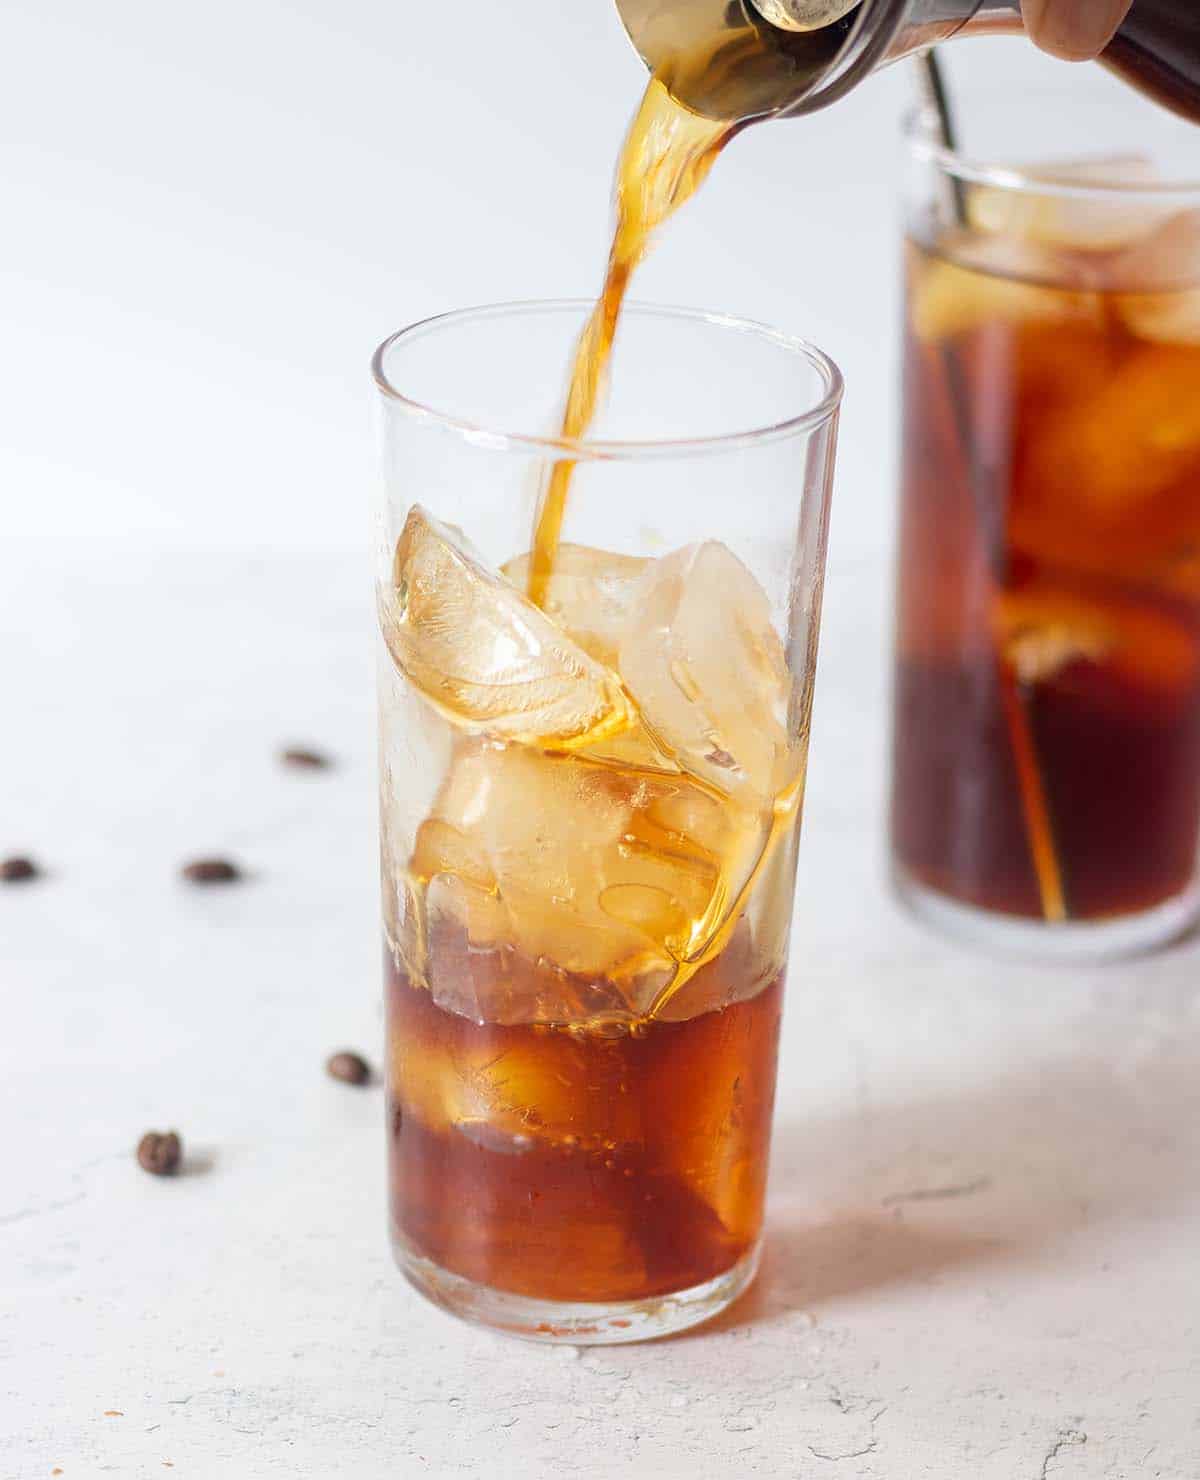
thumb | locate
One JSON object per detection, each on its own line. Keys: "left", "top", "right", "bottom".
{"left": 1022, "top": 0, "right": 1133, "bottom": 61}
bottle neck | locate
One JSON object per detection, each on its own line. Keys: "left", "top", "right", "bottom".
{"left": 881, "top": 0, "right": 1023, "bottom": 63}
{"left": 779, "top": 0, "right": 1021, "bottom": 117}
{"left": 955, "top": 0, "right": 1024, "bottom": 40}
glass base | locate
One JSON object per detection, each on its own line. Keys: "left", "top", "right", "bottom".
{"left": 393, "top": 1232, "right": 762, "bottom": 1345}
{"left": 893, "top": 865, "right": 1200, "bottom": 964}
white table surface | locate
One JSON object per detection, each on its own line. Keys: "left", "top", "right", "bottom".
{"left": 4, "top": 540, "right": 1198, "bottom": 1479}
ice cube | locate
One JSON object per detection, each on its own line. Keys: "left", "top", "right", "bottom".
{"left": 501, "top": 544, "right": 650, "bottom": 668}
{"left": 1110, "top": 211, "right": 1200, "bottom": 343}
{"left": 968, "top": 155, "right": 1167, "bottom": 251}
{"left": 391, "top": 1024, "right": 638, "bottom": 1147}
{"left": 389, "top": 1024, "right": 491, "bottom": 1139}
{"left": 381, "top": 506, "right": 634, "bottom": 748}
{"left": 577, "top": 719, "right": 682, "bottom": 779}
{"left": 409, "top": 738, "right": 739, "bottom": 994}
{"left": 454, "top": 1033, "right": 643, "bottom": 1150}
{"left": 1108, "top": 207, "right": 1200, "bottom": 290}
{"left": 1118, "top": 288, "right": 1200, "bottom": 347}
{"left": 652, "top": 916, "right": 758, "bottom": 1023}
{"left": 618, "top": 542, "right": 796, "bottom": 805}
{"left": 1019, "top": 343, "right": 1200, "bottom": 523}
{"left": 910, "top": 235, "right": 1103, "bottom": 343}
{"left": 993, "top": 589, "right": 1198, "bottom": 693}
{"left": 999, "top": 612, "right": 1111, "bottom": 685}
{"left": 416, "top": 888, "right": 638, "bottom": 1028}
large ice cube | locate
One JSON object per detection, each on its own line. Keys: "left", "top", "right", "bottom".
{"left": 1019, "top": 343, "right": 1200, "bottom": 523}
{"left": 618, "top": 542, "right": 796, "bottom": 806}
{"left": 409, "top": 738, "right": 743, "bottom": 992}
{"left": 501, "top": 544, "right": 650, "bottom": 668}
{"left": 1118, "top": 288, "right": 1200, "bottom": 348}
{"left": 1110, "top": 210, "right": 1200, "bottom": 343}
{"left": 381, "top": 507, "right": 634, "bottom": 748}
{"left": 1109, "top": 207, "right": 1200, "bottom": 290}
{"left": 391, "top": 1025, "right": 641, "bottom": 1149}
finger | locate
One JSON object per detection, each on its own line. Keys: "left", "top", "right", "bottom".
{"left": 1021, "top": 0, "right": 1133, "bottom": 61}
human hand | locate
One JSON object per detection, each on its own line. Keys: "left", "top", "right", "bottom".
{"left": 1022, "top": 0, "right": 1135, "bottom": 61}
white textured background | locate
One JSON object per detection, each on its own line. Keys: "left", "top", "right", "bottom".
{"left": 3, "top": 4, "right": 1198, "bottom": 1478}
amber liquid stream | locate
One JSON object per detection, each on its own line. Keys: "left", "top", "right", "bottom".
{"left": 525, "top": 78, "right": 732, "bottom": 608}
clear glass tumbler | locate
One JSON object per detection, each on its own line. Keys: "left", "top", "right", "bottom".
{"left": 373, "top": 300, "right": 841, "bottom": 1341}
{"left": 891, "top": 89, "right": 1200, "bottom": 961}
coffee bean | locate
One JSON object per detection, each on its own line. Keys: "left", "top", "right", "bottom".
{"left": 1, "top": 856, "right": 39, "bottom": 883}
{"left": 281, "top": 747, "right": 331, "bottom": 770}
{"left": 181, "top": 858, "right": 240, "bottom": 884}
{"left": 326, "top": 1051, "right": 371, "bottom": 1086}
{"left": 137, "top": 1130, "right": 182, "bottom": 1176}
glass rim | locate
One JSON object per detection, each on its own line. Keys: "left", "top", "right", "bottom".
{"left": 371, "top": 299, "right": 844, "bottom": 462}
{"left": 901, "top": 104, "right": 1200, "bottom": 202}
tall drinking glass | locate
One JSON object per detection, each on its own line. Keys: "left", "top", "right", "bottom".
{"left": 891, "top": 91, "right": 1200, "bottom": 961}
{"left": 373, "top": 301, "right": 841, "bottom": 1341}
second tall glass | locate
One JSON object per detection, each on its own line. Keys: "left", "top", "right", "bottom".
{"left": 374, "top": 301, "right": 841, "bottom": 1341}
{"left": 892, "top": 91, "right": 1200, "bottom": 960}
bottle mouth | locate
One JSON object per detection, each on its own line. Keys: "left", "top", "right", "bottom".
{"left": 613, "top": 0, "right": 904, "bottom": 122}
{"left": 748, "top": 0, "right": 863, "bottom": 34}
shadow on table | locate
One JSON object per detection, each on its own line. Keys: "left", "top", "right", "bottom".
{"left": 181, "top": 1147, "right": 218, "bottom": 1177}
{"left": 688, "top": 1042, "right": 1200, "bottom": 1338}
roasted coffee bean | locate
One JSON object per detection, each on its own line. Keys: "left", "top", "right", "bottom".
{"left": 281, "top": 747, "right": 331, "bottom": 770}
{"left": 326, "top": 1051, "right": 371, "bottom": 1086}
{"left": 1, "top": 856, "right": 39, "bottom": 883}
{"left": 181, "top": 858, "right": 240, "bottom": 884}
{"left": 137, "top": 1130, "right": 182, "bottom": 1176}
